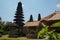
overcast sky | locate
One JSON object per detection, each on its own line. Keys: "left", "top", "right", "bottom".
{"left": 0, "top": 0, "right": 60, "bottom": 22}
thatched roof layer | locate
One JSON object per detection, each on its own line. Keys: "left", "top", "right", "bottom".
{"left": 41, "top": 11, "right": 60, "bottom": 21}
{"left": 24, "top": 21, "right": 40, "bottom": 27}
{"left": 40, "top": 11, "right": 60, "bottom": 25}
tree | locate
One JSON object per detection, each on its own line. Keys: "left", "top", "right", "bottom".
{"left": 38, "top": 14, "right": 41, "bottom": 21}
{"left": 0, "top": 17, "right": 5, "bottom": 37}
{"left": 0, "top": 17, "right": 2, "bottom": 24}
{"left": 28, "top": 15, "right": 33, "bottom": 22}
{"left": 3, "top": 22, "right": 12, "bottom": 34}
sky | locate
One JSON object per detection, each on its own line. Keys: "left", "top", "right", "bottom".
{"left": 0, "top": 0, "right": 60, "bottom": 22}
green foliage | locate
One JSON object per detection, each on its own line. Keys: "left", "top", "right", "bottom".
{"left": 47, "top": 32, "right": 60, "bottom": 40}
{"left": 3, "top": 22, "right": 12, "bottom": 30}
{"left": 3, "top": 22, "right": 13, "bottom": 34}
{"left": 0, "top": 21, "right": 13, "bottom": 35}
{"left": 37, "top": 27, "right": 60, "bottom": 40}
{"left": 56, "top": 33, "right": 60, "bottom": 40}
{"left": 52, "top": 21, "right": 60, "bottom": 27}
{"left": 49, "top": 33, "right": 60, "bottom": 40}
{"left": 0, "top": 22, "right": 4, "bottom": 33}
{"left": 37, "top": 27, "right": 48, "bottom": 39}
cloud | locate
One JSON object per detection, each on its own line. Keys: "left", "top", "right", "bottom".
{"left": 56, "top": 3, "right": 60, "bottom": 8}
{"left": 22, "top": 4, "right": 24, "bottom": 7}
